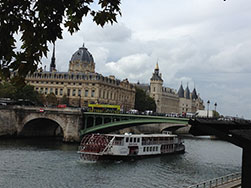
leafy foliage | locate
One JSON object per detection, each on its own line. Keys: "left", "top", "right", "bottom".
{"left": 0, "top": 0, "right": 121, "bottom": 84}
{"left": 134, "top": 87, "right": 156, "bottom": 112}
{"left": 0, "top": 82, "right": 44, "bottom": 105}
{"left": 60, "top": 94, "right": 69, "bottom": 105}
{"left": 46, "top": 93, "right": 58, "bottom": 106}
{"left": 213, "top": 110, "right": 220, "bottom": 118}
{"left": 0, "top": 82, "right": 16, "bottom": 98}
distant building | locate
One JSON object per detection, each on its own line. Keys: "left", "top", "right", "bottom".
{"left": 136, "top": 63, "right": 204, "bottom": 114}
{"left": 25, "top": 44, "right": 135, "bottom": 111}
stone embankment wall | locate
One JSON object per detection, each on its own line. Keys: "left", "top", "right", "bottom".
{"left": 0, "top": 107, "right": 18, "bottom": 136}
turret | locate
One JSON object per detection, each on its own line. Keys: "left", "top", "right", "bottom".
{"left": 150, "top": 62, "right": 163, "bottom": 113}
{"left": 178, "top": 83, "right": 184, "bottom": 98}
{"left": 185, "top": 85, "right": 190, "bottom": 99}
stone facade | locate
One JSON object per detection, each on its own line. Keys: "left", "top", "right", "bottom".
{"left": 137, "top": 63, "right": 204, "bottom": 114}
{"left": 25, "top": 44, "right": 135, "bottom": 111}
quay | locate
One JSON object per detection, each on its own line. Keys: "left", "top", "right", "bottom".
{"left": 188, "top": 172, "right": 241, "bottom": 188}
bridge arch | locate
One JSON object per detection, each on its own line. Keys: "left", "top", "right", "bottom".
{"left": 160, "top": 124, "right": 187, "bottom": 133}
{"left": 20, "top": 118, "right": 63, "bottom": 137}
{"left": 20, "top": 114, "right": 67, "bottom": 138}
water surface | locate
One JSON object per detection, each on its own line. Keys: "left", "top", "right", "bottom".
{"left": 0, "top": 137, "right": 241, "bottom": 188}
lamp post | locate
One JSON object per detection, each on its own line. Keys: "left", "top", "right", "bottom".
{"left": 214, "top": 102, "right": 217, "bottom": 112}
{"left": 207, "top": 100, "right": 210, "bottom": 118}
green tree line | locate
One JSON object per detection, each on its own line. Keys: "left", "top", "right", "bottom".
{"left": 0, "top": 82, "right": 69, "bottom": 106}
{"left": 134, "top": 87, "right": 156, "bottom": 113}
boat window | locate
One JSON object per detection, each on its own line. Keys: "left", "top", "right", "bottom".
{"left": 156, "top": 147, "right": 158, "bottom": 151}
{"left": 130, "top": 137, "right": 133, "bottom": 142}
{"left": 147, "top": 147, "right": 149, "bottom": 152}
{"left": 150, "top": 147, "right": 152, "bottom": 152}
{"left": 153, "top": 147, "right": 155, "bottom": 151}
{"left": 134, "top": 138, "right": 136, "bottom": 142}
{"left": 143, "top": 147, "right": 146, "bottom": 152}
{"left": 137, "top": 138, "right": 140, "bottom": 142}
{"left": 126, "top": 137, "right": 129, "bottom": 142}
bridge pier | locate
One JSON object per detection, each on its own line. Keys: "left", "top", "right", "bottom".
{"left": 62, "top": 114, "right": 82, "bottom": 142}
{"left": 242, "top": 148, "right": 251, "bottom": 188}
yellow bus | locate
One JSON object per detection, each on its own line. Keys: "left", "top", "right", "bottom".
{"left": 88, "top": 104, "right": 120, "bottom": 113}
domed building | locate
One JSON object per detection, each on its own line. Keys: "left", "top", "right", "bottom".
{"left": 25, "top": 44, "right": 135, "bottom": 110}
{"left": 69, "top": 44, "right": 95, "bottom": 73}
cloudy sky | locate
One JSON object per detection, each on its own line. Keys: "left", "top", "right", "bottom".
{"left": 42, "top": 0, "right": 251, "bottom": 119}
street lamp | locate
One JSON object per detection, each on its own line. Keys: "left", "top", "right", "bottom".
{"left": 214, "top": 102, "right": 217, "bottom": 112}
{"left": 207, "top": 100, "right": 210, "bottom": 118}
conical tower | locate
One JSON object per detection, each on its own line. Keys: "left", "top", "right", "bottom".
{"left": 178, "top": 83, "right": 184, "bottom": 98}
{"left": 50, "top": 43, "right": 56, "bottom": 72}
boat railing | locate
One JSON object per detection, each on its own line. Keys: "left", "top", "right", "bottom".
{"left": 78, "top": 146, "right": 85, "bottom": 152}
{"left": 102, "top": 137, "right": 115, "bottom": 154}
{"left": 187, "top": 172, "right": 241, "bottom": 188}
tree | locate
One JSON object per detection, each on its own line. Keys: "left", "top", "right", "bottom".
{"left": 0, "top": 0, "right": 121, "bottom": 85}
{"left": 46, "top": 93, "right": 58, "bottom": 106}
{"left": 60, "top": 94, "right": 69, "bottom": 106}
{"left": 134, "top": 87, "right": 156, "bottom": 112}
{"left": 0, "top": 82, "right": 44, "bottom": 105}
{"left": 213, "top": 110, "right": 220, "bottom": 118}
{"left": 0, "top": 82, "right": 16, "bottom": 98}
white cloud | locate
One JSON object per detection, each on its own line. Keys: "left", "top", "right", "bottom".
{"left": 38, "top": 0, "right": 251, "bottom": 119}
{"left": 102, "top": 53, "right": 153, "bottom": 83}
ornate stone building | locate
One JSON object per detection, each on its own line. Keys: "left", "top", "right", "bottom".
{"left": 25, "top": 44, "right": 135, "bottom": 111}
{"left": 137, "top": 63, "right": 204, "bottom": 114}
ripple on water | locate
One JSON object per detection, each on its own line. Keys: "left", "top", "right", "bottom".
{"left": 0, "top": 137, "right": 241, "bottom": 188}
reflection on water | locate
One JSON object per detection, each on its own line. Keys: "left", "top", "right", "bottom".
{"left": 0, "top": 136, "right": 241, "bottom": 188}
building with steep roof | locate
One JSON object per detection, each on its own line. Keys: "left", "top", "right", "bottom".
{"left": 136, "top": 64, "right": 204, "bottom": 114}
{"left": 177, "top": 84, "right": 185, "bottom": 98}
{"left": 25, "top": 44, "right": 135, "bottom": 110}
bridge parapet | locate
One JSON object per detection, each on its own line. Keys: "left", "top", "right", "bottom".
{"left": 13, "top": 106, "right": 81, "bottom": 114}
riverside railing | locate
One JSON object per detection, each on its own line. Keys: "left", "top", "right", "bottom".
{"left": 187, "top": 172, "right": 241, "bottom": 188}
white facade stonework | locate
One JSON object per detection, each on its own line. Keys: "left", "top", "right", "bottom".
{"left": 25, "top": 44, "right": 135, "bottom": 111}
{"left": 137, "top": 63, "right": 204, "bottom": 114}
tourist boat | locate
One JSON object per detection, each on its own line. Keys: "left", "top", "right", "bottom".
{"left": 78, "top": 132, "right": 185, "bottom": 161}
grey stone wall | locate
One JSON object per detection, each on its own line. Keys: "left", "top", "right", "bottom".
{"left": 0, "top": 107, "right": 18, "bottom": 136}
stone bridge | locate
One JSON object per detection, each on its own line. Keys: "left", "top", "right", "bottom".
{"left": 0, "top": 106, "right": 82, "bottom": 142}
{"left": 0, "top": 106, "right": 189, "bottom": 142}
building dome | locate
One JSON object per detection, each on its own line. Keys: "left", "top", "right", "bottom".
{"left": 70, "top": 45, "right": 94, "bottom": 63}
{"left": 69, "top": 44, "right": 95, "bottom": 73}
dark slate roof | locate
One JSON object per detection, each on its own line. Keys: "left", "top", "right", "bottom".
{"left": 178, "top": 85, "right": 184, "bottom": 98}
{"left": 185, "top": 86, "right": 190, "bottom": 99}
{"left": 192, "top": 88, "right": 198, "bottom": 99}
{"left": 150, "top": 72, "right": 163, "bottom": 81}
{"left": 50, "top": 43, "right": 56, "bottom": 71}
{"left": 70, "top": 44, "right": 94, "bottom": 64}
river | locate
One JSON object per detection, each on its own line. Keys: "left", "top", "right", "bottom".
{"left": 0, "top": 136, "right": 241, "bottom": 188}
